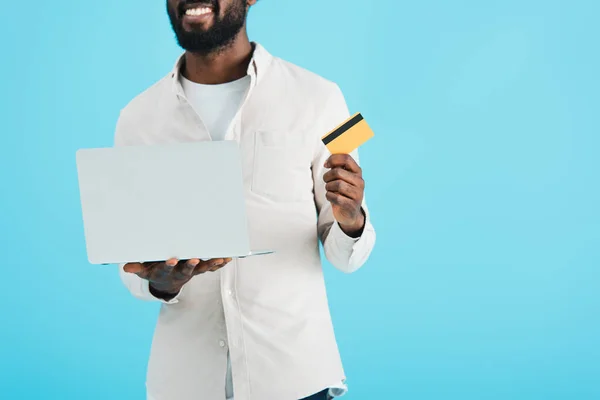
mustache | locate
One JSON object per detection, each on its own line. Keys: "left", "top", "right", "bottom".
{"left": 178, "top": 0, "right": 218, "bottom": 14}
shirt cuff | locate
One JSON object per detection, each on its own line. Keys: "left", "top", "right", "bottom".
{"left": 329, "top": 220, "right": 360, "bottom": 247}
{"left": 328, "top": 207, "right": 370, "bottom": 249}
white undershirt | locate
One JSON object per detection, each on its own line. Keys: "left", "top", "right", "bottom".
{"left": 181, "top": 74, "right": 251, "bottom": 141}
{"left": 180, "top": 74, "right": 347, "bottom": 400}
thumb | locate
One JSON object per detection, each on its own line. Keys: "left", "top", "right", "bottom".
{"left": 123, "top": 263, "right": 144, "bottom": 274}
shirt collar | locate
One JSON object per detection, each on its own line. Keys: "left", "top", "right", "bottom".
{"left": 171, "top": 42, "right": 271, "bottom": 97}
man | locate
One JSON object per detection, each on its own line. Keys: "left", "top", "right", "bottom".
{"left": 116, "top": 1, "right": 376, "bottom": 399}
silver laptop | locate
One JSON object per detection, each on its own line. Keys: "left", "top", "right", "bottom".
{"left": 76, "top": 140, "right": 272, "bottom": 265}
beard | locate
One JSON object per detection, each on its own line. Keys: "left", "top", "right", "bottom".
{"left": 167, "top": 0, "right": 248, "bottom": 54}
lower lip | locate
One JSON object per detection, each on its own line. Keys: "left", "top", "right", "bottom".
{"left": 182, "top": 10, "right": 214, "bottom": 24}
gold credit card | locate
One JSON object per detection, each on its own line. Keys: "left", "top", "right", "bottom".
{"left": 321, "top": 112, "right": 374, "bottom": 154}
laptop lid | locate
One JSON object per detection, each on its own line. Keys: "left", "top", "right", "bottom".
{"left": 76, "top": 140, "right": 254, "bottom": 264}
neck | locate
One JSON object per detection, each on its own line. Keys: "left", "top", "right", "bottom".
{"left": 183, "top": 30, "right": 254, "bottom": 85}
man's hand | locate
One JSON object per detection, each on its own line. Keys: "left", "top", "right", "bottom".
{"left": 123, "top": 258, "right": 232, "bottom": 298}
{"left": 323, "top": 154, "right": 366, "bottom": 238}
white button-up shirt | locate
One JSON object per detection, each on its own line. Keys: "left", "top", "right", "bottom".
{"left": 115, "top": 43, "right": 376, "bottom": 400}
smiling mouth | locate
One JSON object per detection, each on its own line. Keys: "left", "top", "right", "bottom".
{"left": 182, "top": 3, "right": 214, "bottom": 18}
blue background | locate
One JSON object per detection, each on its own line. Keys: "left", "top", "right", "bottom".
{"left": 1, "top": 0, "right": 598, "bottom": 399}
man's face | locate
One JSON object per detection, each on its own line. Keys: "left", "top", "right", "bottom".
{"left": 167, "top": 0, "right": 248, "bottom": 54}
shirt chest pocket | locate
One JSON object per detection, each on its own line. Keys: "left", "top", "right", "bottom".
{"left": 251, "top": 130, "right": 314, "bottom": 203}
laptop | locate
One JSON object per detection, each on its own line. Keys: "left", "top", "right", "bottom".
{"left": 75, "top": 140, "right": 273, "bottom": 265}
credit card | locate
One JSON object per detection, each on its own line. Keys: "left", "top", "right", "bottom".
{"left": 321, "top": 112, "right": 374, "bottom": 154}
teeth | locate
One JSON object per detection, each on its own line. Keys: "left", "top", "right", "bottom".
{"left": 185, "top": 7, "right": 212, "bottom": 16}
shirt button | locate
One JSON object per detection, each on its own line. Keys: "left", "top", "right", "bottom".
{"left": 219, "top": 340, "right": 226, "bottom": 348}
{"left": 227, "top": 290, "right": 233, "bottom": 296}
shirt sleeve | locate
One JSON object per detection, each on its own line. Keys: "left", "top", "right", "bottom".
{"left": 113, "top": 111, "right": 183, "bottom": 304}
{"left": 312, "top": 84, "right": 376, "bottom": 273}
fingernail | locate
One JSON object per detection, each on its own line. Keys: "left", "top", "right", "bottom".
{"left": 189, "top": 259, "right": 200, "bottom": 267}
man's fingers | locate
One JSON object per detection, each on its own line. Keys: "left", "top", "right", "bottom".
{"left": 194, "top": 259, "right": 218, "bottom": 275}
{"left": 124, "top": 259, "right": 179, "bottom": 279}
{"left": 324, "top": 154, "right": 361, "bottom": 174}
{"left": 124, "top": 262, "right": 160, "bottom": 280}
{"left": 209, "top": 258, "right": 232, "bottom": 272}
{"left": 325, "top": 180, "right": 361, "bottom": 201}
{"left": 326, "top": 191, "right": 354, "bottom": 207}
{"left": 179, "top": 259, "right": 200, "bottom": 276}
{"left": 323, "top": 167, "right": 364, "bottom": 186}
{"left": 125, "top": 257, "right": 230, "bottom": 278}
{"left": 123, "top": 262, "right": 144, "bottom": 274}
{"left": 150, "top": 258, "right": 178, "bottom": 278}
